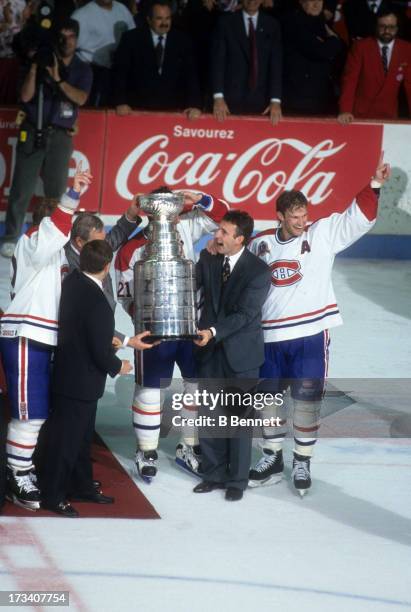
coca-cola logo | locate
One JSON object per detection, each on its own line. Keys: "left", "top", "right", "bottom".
{"left": 116, "top": 135, "right": 346, "bottom": 206}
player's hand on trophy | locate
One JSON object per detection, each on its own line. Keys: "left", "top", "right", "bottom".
{"left": 194, "top": 329, "right": 213, "bottom": 347}
{"left": 206, "top": 237, "right": 219, "bottom": 255}
{"left": 73, "top": 161, "right": 93, "bottom": 194}
{"left": 179, "top": 191, "right": 203, "bottom": 212}
{"left": 373, "top": 151, "right": 391, "bottom": 185}
{"left": 119, "top": 360, "right": 133, "bottom": 375}
{"left": 128, "top": 331, "right": 160, "bottom": 350}
{"left": 126, "top": 193, "right": 145, "bottom": 222}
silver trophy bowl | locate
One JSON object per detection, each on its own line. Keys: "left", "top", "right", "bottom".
{"left": 134, "top": 192, "right": 198, "bottom": 341}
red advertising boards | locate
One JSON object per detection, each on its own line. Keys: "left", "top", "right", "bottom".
{"left": 0, "top": 109, "right": 383, "bottom": 221}
{"left": 101, "top": 112, "right": 383, "bottom": 220}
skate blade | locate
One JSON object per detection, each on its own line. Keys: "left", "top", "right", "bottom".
{"left": 297, "top": 489, "right": 308, "bottom": 498}
{"left": 248, "top": 474, "right": 283, "bottom": 488}
{"left": 6, "top": 493, "right": 40, "bottom": 512}
{"left": 175, "top": 457, "right": 202, "bottom": 478}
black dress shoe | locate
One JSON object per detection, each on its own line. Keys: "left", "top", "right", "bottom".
{"left": 70, "top": 492, "right": 114, "bottom": 504}
{"left": 43, "top": 501, "right": 79, "bottom": 517}
{"left": 225, "top": 488, "right": 243, "bottom": 501}
{"left": 193, "top": 481, "right": 225, "bottom": 493}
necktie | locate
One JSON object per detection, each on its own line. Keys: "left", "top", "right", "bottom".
{"left": 222, "top": 256, "right": 231, "bottom": 284}
{"left": 248, "top": 17, "right": 258, "bottom": 90}
{"left": 155, "top": 35, "right": 164, "bottom": 73}
{"left": 381, "top": 45, "right": 388, "bottom": 73}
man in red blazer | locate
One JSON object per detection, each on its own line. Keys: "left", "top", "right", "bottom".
{"left": 338, "top": 10, "right": 411, "bottom": 122}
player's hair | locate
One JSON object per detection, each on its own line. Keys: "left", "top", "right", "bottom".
{"left": 147, "top": 0, "right": 172, "bottom": 18}
{"left": 149, "top": 185, "right": 173, "bottom": 195}
{"left": 276, "top": 190, "right": 308, "bottom": 215}
{"left": 32, "top": 198, "right": 59, "bottom": 226}
{"left": 71, "top": 212, "right": 104, "bottom": 242}
{"left": 80, "top": 240, "right": 113, "bottom": 274}
{"left": 222, "top": 210, "right": 254, "bottom": 245}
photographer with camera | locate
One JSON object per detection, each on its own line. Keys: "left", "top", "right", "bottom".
{"left": 0, "top": 17, "right": 92, "bottom": 259}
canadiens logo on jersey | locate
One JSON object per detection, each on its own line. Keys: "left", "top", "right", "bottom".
{"left": 270, "top": 260, "right": 303, "bottom": 286}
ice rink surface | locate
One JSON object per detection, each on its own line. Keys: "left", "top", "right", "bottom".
{"left": 0, "top": 255, "right": 410, "bottom": 612}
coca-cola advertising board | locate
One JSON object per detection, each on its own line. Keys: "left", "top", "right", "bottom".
{"left": 0, "top": 109, "right": 383, "bottom": 221}
{"left": 0, "top": 109, "right": 105, "bottom": 212}
{"left": 102, "top": 112, "right": 383, "bottom": 220}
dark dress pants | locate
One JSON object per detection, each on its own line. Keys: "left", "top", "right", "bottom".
{"left": 39, "top": 393, "right": 97, "bottom": 506}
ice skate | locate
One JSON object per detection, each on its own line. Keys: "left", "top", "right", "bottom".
{"left": 248, "top": 449, "right": 284, "bottom": 487}
{"left": 292, "top": 453, "right": 311, "bottom": 497}
{"left": 175, "top": 443, "right": 202, "bottom": 477}
{"left": 6, "top": 467, "right": 41, "bottom": 511}
{"left": 135, "top": 449, "right": 158, "bottom": 483}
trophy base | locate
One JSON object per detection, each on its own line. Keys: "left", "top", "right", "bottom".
{"left": 143, "top": 334, "right": 200, "bottom": 343}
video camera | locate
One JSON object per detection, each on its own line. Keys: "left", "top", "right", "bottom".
{"left": 13, "top": 0, "right": 60, "bottom": 69}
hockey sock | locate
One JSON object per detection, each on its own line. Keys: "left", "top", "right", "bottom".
{"left": 181, "top": 380, "right": 199, "bottom": 447}
{"left": 6, "top": 418, "right": 45, "bottom": 471}
{"left": 293, "top": 399, "right": 321, "bottom": 457}
{"left": 260, "top": 399, "right": 287, "bottom": 453}
{"left": 132, "top": 386, "right": 163, "bottom": 451}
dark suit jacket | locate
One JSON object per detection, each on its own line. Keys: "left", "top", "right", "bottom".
{"left": 343, "top": 0, "right": 400, "bottom": 41}
{"left": 339, "top": 37, "right": 411, "bottom": 119}
{"left": 52, "top": 269, "right": 122, "bottom": 402}
{"left": 211, "top": 11, "right": 282, "bottom": 114}
{"left": 281, "top": 9, "right": 345, "bottom": 114}
{"left": 113, "top": 25, "right": 201, "bottom": 110}
{"left": 195, "top": 248, "right": 271, "bottom": 373}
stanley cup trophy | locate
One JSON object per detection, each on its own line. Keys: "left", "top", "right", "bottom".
{"left": 133, "top": 192, "right": 198, "bottom": 340}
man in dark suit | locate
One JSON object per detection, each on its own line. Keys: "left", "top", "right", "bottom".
{"left": 40, "top": 241, "right": 151, "bottom": 517}
{"left": 193, "top": 210, "right": 271, "bottom": 501}
{"left": 211, "top": 0, "right": 282, "bottom": 124}
{"left": 113, "top": 0, "right": 202, "bottom": 118}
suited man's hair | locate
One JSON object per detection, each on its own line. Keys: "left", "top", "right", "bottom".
{"left": 32, "top": 198, "right": 60, "bottom": 227}
{"left": 71, "top": 212, "right": 104, "bottom": 242}
{"left": 147, "top": 0, "right": 173, "bottom": 18}
{"left": 377, "top": 9, "right": 399, "bottom": 22}
{"left": 80, "top": 240, "right": 113, "bottom": 274}
{"left": 149, "top": 185, "right": 173, "bottom": 195}
{"left": 276, "top": 190, "right": 308, "bottom": 215}
{"left": 222, "top": 210, "right": 254, "bottom": 245}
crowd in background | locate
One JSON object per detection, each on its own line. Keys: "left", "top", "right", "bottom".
{"left": 0, "top": 0, "right": 410, "bottom": 120}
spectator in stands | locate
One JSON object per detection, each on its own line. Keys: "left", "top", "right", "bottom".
{"left": 338, "top": 10, "right": 411, "bottom": 122}
{"left": 113, "top": 0, "right": 201, "bottom": 118}
{"left": 210, "top": 0, "right": 282, "bottom": 125}
{"left": 0, "top": 0, "right": 30, "bottom": 104}
{"left": 343, "top": 0, "right": 399, "bottom": 41}
{"left": 0, "top": 18, "right": 92, "bottom": 259}
{"left": 72, "top": 0, "right": 135, "bottom": 107}
{"left": 281, "top": 0, "right": 345, "bottom": 115}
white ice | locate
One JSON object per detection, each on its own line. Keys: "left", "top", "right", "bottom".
{"left": 0, "top": 255, "right": 410, "bottom": 612}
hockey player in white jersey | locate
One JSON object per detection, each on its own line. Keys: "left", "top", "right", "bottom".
{"left": 0, "top": 167, "right": 91, "bottom": 510}
{"left": 115, "top": 187, "right": 229, "bottom": 482}
{"left": 248, "top": 154, "right": 391, "bottom": 496}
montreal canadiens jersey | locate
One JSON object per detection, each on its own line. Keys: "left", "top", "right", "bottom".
{"left": 0, "top": 199, "right": 77, "bottom": 346}
{"left": 115, "top": 194, "right": 229, "bottom": 317}
{"left": 249, "top": 185, "right": 378, "bottom": 342}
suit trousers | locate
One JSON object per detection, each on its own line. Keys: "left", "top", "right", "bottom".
{"left": 39, "top": 393, "right": 97, "bottom": 505}
{"left": 197, "top": 345, "right": 258, "bottom": 491}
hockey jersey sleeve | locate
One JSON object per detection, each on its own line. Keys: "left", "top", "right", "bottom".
{"left": 316, "top": 184, "right": 378, "bottom": 255}
{"left": 114, "top": 232, "right": 148, "bottom": 319}
{"left": 183, "top": 194, "right": 229, "bottom": 244}
{"left": 17, "top": 192, "right": 79, "bottom": 270}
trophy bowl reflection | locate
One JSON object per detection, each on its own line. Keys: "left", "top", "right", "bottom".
{"left": 133, "top": 192, "right": 198, "bottom": 341}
